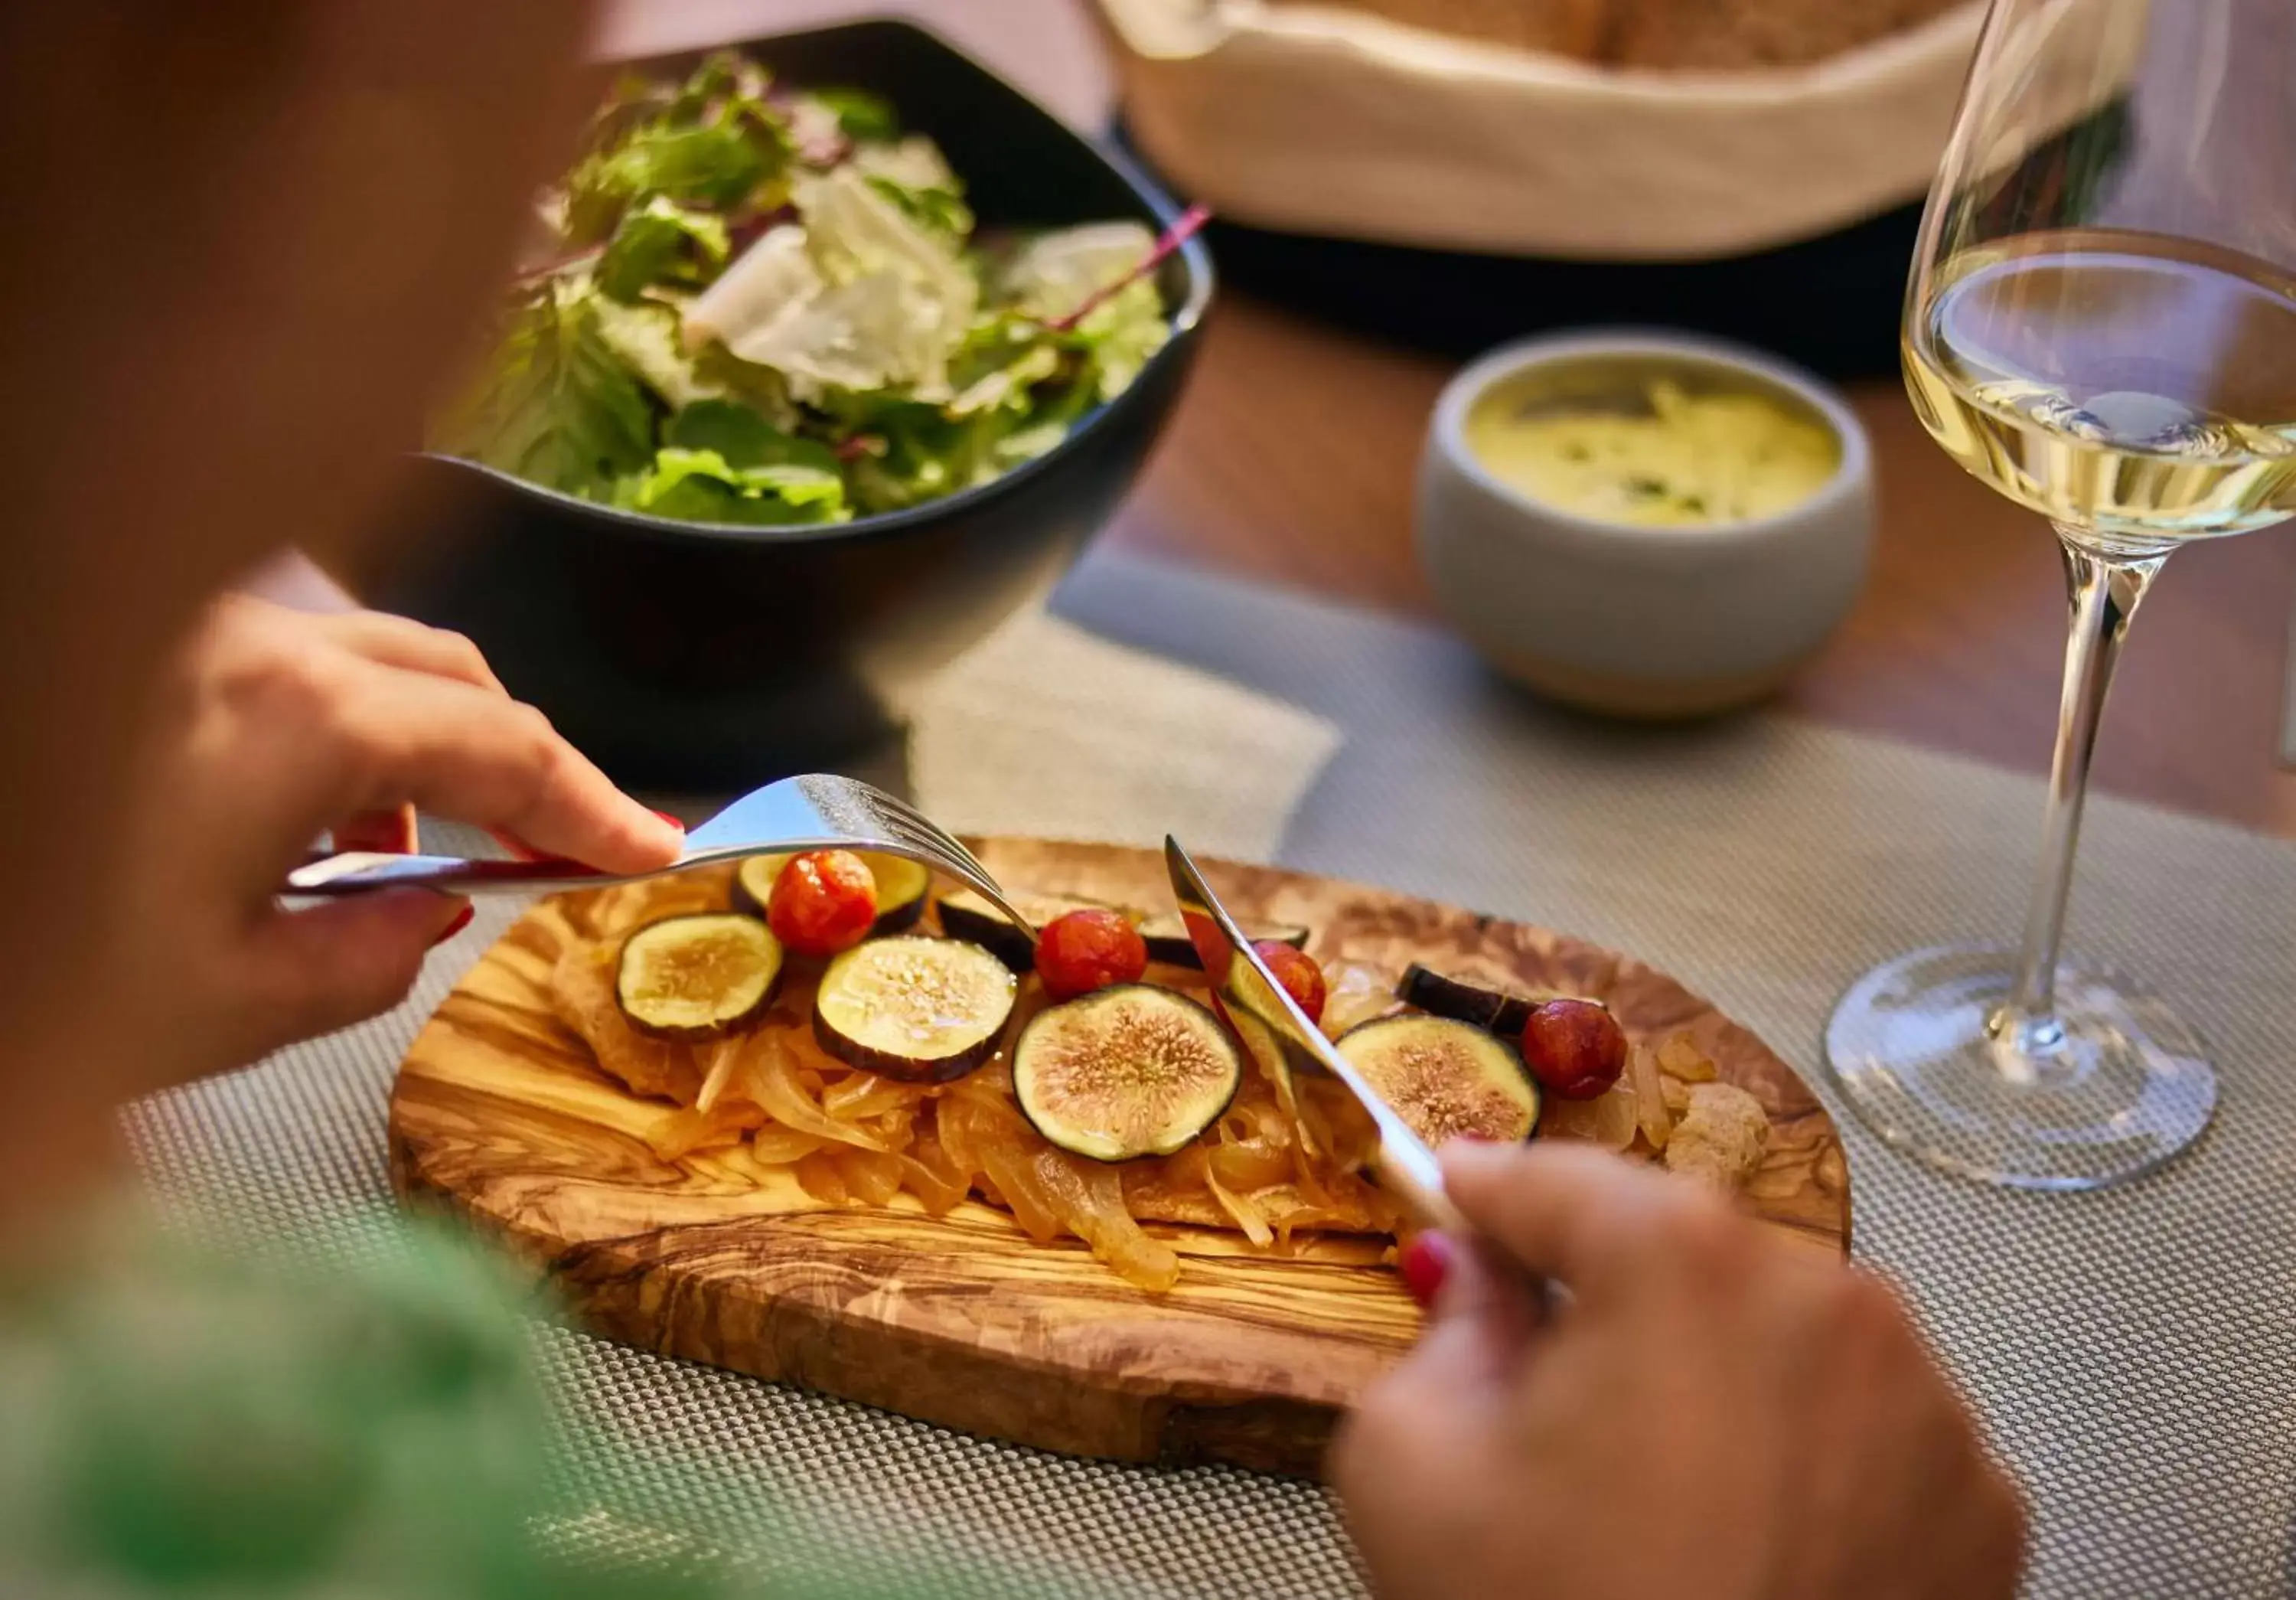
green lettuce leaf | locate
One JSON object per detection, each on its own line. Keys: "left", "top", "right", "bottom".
{"left": 1002, "top": 222, "right": 1154, "bottom": 320}
{"left": 852, "top": 137, "right": 972, "bottom": 243}
{"left": 431, "top": 278, "right": 657, "bottom": 500}
{"left": 663, "top": 399, "right": 842, "bottom": 473}
{"left": 822, "top": 396, "right": 973, "bottom": 514}
{"left": 808, "top": 87, "right": 899, "bottom": 142}
{"left": 827, "top": 387, "right": 1077, "bottom": 515}
{"left": 566, "top": 125, "right": 762, "bottom": 243}
{"left": 578, "top": 69, "right": 680, "bottom": 163}
{"left": 688, "top": 341, "right": 801, "bottom": 426}
{"left": 944, "top": 312, "right": 1065, "bottom": 407}
{"left": 614, "top": 446, "right": 849, "bottom": 526}
{"left": 586, "top": 292, "right": 805, "bottom": 429}
{"left": 563, "top": 53, "right": 794, "bottom": 244}
{"left": 864, "top": 176, "right": 973, "bottom": 243}
{"left": 597, "top": 195, "right": 732, "bottom": 302}
{"left": 1000, "top": 221, "right": 1172, "bottom": 400}
{"left": 589, "top": 294, "right": 717, "bottom": 409}
{"left": 666, "top": 51, "right": 773, "bottom": 124}
{"left": 1067, "top": 277, "right": 1170, "bottom": 401}
{"left": 979, "top": 353, "right": 1096, "bottom": 473}
{"left": 944, "top": 344, "right": 1062, "bottom": 419}
{"left": 992, "top": 417, "right": 1075, "bottom": 469}
{"left": 812, "top": 305, "right": 1099, "bottom": 513}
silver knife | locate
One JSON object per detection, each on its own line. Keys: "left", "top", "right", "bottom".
{"left": 1165, "top": 836, "right": 1469, "bottom": 1235}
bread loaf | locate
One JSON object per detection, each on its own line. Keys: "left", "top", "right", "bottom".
{"left": 1334, "top": 0, "right": 1968, "bottom": 68}
{"left": 1332, "top": 0, "right": 1606, "bottom": 60}
{"left": 1608, "top": 0, "right": 1968, "bottom": 67}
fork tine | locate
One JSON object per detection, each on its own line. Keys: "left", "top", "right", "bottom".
{"left": 866, "top": 792, "right": 996, "bottom": 884}
{"left": 944, "top": 862, "right": 1038, "bottom": 933}
{"left": 910, "top": 821, "right": 996, "bottom": 890}
{"left": 866, "top": 788, "right": 983, "bottom": 863}
{"left": 680, "top": 773, "right": 1029, "bottom": 930}
{"left": 923, "top": 831, "right": 994, "bottom": 887}
{"left": 853, "top": 780, "right": 947, "bottom": 834}
{"left": 858, "top": 808, "right": 1035, "bottom": 936}
{"left": 873, "top": 810, "right": 990, "bottom": 887}
{"left": 885, "top": 843, "right": 1036, "bottom": 938}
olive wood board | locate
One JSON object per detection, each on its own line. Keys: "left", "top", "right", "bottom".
{"left": 389, "top": 838, "right": 1850, "bottom": 1478}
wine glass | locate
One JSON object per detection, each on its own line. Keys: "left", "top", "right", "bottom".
{"left": 1825, "top": 0, "right": 2296, "bottom": 1189}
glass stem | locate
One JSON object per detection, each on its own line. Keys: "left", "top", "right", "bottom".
{"left": 1994, "top": 531, "right": 2166, "bottom": 1059}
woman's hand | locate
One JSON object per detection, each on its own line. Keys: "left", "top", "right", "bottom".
{"left": 129, "top": 596, "right": 683, "bottom": 1078}
{"left": 1332, "top": 1142, "right": 2025, "bottom": 1600}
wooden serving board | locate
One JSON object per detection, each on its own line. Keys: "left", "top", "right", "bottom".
{"left": 390, "top": 840, "right": 1849, "bottom": 1478}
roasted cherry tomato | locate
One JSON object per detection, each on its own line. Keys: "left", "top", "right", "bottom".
{"left": 768, "top": 850, "right": 879, "bottom": 958}
{"left": 1034, "top": 909, "right": 1149, "bottom": 1002}
{"left": 1520, "top": 998, "right": 1627, "bottom": 1101}
{"left": 1255, "top": 941, "right": 1328, "bottom": 1025}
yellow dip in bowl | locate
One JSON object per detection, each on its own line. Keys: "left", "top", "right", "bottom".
{"left": 1464, "top": 377, "right": 1841, "bottom": 527}
{"left": 1419, "top": 333, "right": 1874, "bottom": 720}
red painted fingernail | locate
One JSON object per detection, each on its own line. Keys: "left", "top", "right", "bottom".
{"left": 650, "top": 808, "right": 686, "bottom": 831}
{"left": 430, "top": 902, "right": 475, "bottom": 949}
{"left": 1399, "top": 1232, "right": 1456, "bottom": 1311}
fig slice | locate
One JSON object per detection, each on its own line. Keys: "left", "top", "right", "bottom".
{"left": 1397, "top": 964, "right": 1563, "bottom": 1037}
{"left": 1013, "top": 986, "right": 1244, "bottom": 1163}
{"left": 935, "top": 887, "right": 1125, "bottom": 971}
{"left": 1135, "top": 911, "right": 1309, "bottom": 971}
{"left": 812, "top": 936, "right": 1016, "bottom": 1083}
{"left": 614, "top": 913, "right": 784, "bottom": 1042}
{"left": 735, "top": 851, "right": 930, "bottom": 933}
{"left": 1336, "top": 1015, "right": 1541, "bottom": 1147}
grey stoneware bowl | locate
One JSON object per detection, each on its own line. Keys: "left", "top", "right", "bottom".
{"left": 360, "top": 20, "right": 1213, "bottom": 790}
{"left": 1417, "top": 331, "right": 1874, "bottom": 718}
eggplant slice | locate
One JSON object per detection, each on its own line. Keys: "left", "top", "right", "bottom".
{"left": 813, "top": 936, "right": 1016, "bottom": 1082}
{"left": 734, "top": 851, "right": 931, "bottom": 934}
{"left": 615, "top": 913, "right": 784, "bottom": 1042}
{"left": 1397, "top": 964, "right": 1565, "bottom": 1037}
{"left": 1337, "top": 1014, "right": 1541, "bottom": 1145}
{"left": 935, "top": 888, "right": 1127, "bottom": 971}
{"left": 1137, "top": 911, "right": 1310, "bottom": 970}
{"left": 1014, "top": 986, "right": 1244, "bottom": 1162}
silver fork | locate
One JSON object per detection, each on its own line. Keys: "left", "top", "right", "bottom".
{"left": 283, "top": 774, "right": 1037, "bottom": 934}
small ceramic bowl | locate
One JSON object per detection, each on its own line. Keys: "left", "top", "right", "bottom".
{"left": 1417, "top": 331, "right": 1874, "bottom": 718}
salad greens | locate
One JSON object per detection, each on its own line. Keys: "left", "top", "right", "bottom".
{"left": 432, "top": 51, "right": 1177, "bottom": 527}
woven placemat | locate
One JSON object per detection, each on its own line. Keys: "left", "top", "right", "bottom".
{"left": 130, "top": 550, "right": 2296, "bottom": 1598}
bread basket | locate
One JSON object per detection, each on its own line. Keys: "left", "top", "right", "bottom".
{"left": 1092, "top": 0, "right": 1999, "bottom": 260}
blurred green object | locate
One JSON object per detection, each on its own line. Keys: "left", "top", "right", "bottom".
{"left": 0, "top": 1209, "right": 854, "bottom": 1598}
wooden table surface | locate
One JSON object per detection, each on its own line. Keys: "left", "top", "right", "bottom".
{"left": 610, "top": 0, "right": 2296, "bottom": 841}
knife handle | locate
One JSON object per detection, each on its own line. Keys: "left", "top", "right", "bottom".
{"left": 1372, "top": 1139, "right": 1472, "bottom": 1236}
{"left": 1378, "top": 1140, "right": 1564, "bottom": 1317}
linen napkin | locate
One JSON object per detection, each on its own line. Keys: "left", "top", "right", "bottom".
{"left": 907, "top": 603, "right": 1342, "bottom": 861}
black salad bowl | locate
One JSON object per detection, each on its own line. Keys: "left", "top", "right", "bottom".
{"left": 359, "top": 19, "right": 1212, "bottom": 790}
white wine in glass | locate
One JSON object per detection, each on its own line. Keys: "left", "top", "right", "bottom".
{"left": 1906, "top": 230, "right": 2296, "bottom": 538}
{"left": 1826, "top": 0, "right": 2296, "bottom": 1188}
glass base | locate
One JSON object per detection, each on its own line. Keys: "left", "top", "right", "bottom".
{"left": 1824, "top": 945, "right": 2216, "bottom": 1192}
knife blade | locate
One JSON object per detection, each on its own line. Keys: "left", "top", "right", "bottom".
{"left": 1164, "top": 836, "right": 1469, "bottom": 1235}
